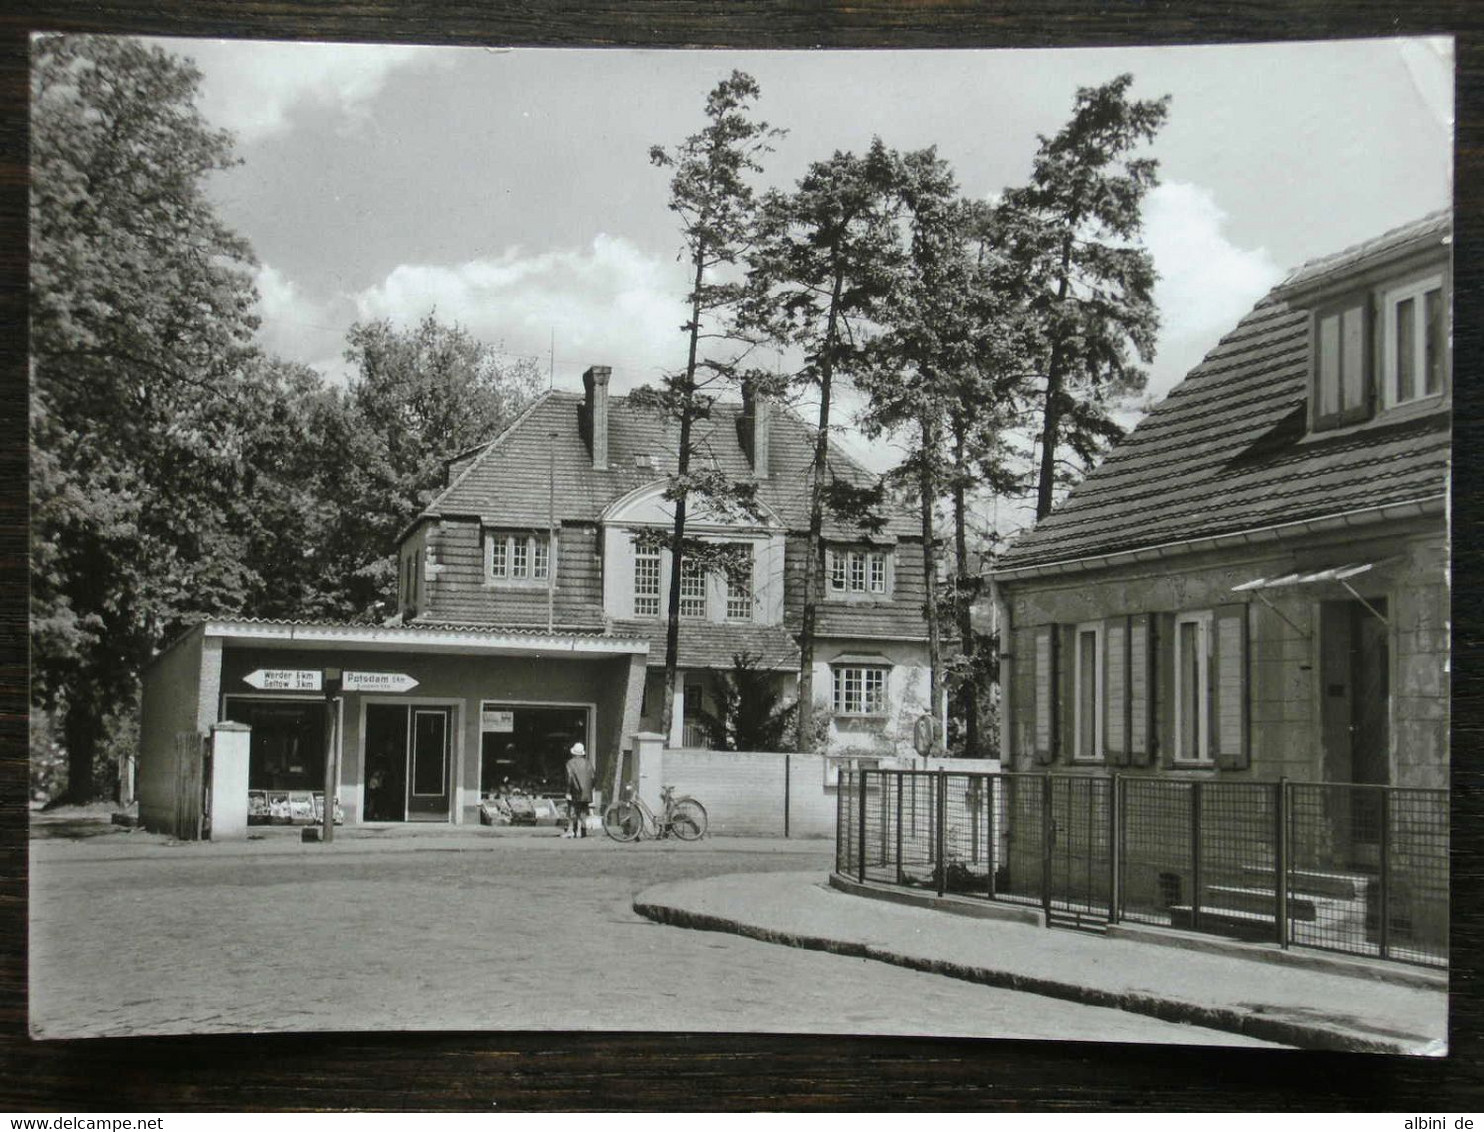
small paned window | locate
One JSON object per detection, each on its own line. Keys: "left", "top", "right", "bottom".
{"left": 832, "top": 666, "right": 888, "bottom": 716}
{"left": 829, "top": 549, "right": 890, "bottom": 597}
{"left": 634, "top": 544, "right": 661, "bottom": 618}
{"left": 488, "top": 533, "right": 550, "bottom": 582}
{"left": 725, "top": 549, "right": 754, "bottom": 622}
{"left": 679, "top": 558, "right": 707, "bottom": 619}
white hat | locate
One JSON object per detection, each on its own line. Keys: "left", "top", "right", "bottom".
{"left": 570, "top": 742, "right": 586, "bottom": 756}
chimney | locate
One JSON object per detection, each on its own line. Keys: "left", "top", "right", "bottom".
{"left": 580, "top": 365, "right": 611, "bottom": 470}
{"left": 739, "top": 379, "right": 771, "bottom": 479}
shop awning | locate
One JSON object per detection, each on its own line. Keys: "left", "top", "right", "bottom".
{"left": 1231, "top": 560, "right": 1392, "bottom": 628}
{"left": 1230, "top": 561, "right": 1384, "bottom": 592}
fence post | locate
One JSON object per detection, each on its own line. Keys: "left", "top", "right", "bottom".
{"left": 857, "top": 769, "right": 868, "bottom": 884}
{"left": 895, "top": 773, "right": 904, "bottom": 886}
{"left": 1108, "top": 774, "right": 1121, "bottom": 925}
{"left": 834, "top": 769, "right": 844, "bottom": 873}
{"left": 1275, "top": 777, "right": 1289, "bottom": 948}
{"left": 987, "top": 775, "right": 998, "bottom": 901}
{"left": 1041, "top": 774, "right": 1053, "bottom": 926}
{"left": 783, "top": 754, "right": 791, "bottom": 839}
{"left": 935, "top": 772, "right": 947, "bottom": 897}
{"left": 1190, "top": 780, "right": 1203, "bottom": 934}
{"left": 1379, "top": 787, "right": 1392, "bottom": 961}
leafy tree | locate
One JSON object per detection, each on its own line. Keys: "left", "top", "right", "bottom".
{"left": 693, "top": 653, "right": 798, "bottom": 752}
{"left": 741, "top": 140, "right": 899, "bottom": 751}
{"left": 636, "top": 70, "right": 781, "bottom": 739}
{"left": 995, "top": 74, "right": 1170, "bottom": 520}
{"left": 335, "top": 314, "right": 542, "bottom": 619}
{"left": 30, "top": 35, "right": 262, "bottom": 801}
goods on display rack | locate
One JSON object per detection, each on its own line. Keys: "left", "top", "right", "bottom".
{"left": 247, "top": 790, "right": 343, "bottom": 825}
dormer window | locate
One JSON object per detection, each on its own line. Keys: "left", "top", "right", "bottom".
{"left": 1382, "top": 274, "right": 1445, "bottom": 409}
{"left": 486, "top": 531, "right": 552, "bottom": 585}
{"left": 1308, "top": 264, "right": 1449, "bottom": 433}
{"left": 1314, "top": 299, "right": 1368, "bottom": 428}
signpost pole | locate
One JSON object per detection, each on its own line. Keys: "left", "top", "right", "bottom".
{"left": 322, "top": 668, "right": 343, "bottom": 844}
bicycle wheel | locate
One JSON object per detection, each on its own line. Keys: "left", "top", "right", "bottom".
{"left": 668, "top": 797, "right": 708, "bottom": 841}
{"left": 602, "top": 800, "right": 643, "bottom": 842}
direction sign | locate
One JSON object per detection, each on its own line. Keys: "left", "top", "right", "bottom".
{"left": 244, "top": 668, "right": 322, "bottom": 692}
{"left": 342, "top": 670, "right": 419, "bottom": 694}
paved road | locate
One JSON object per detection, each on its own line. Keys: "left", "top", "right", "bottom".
{"left": 30, "top": 830, "right": 1278, "bottom": 1044}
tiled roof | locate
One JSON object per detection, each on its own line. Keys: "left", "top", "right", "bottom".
{"left": 423, "top": 391, "right": 915, "bottom": 538}
{"left": 608, "top": 620, "right": 802, "bottom": 670}
{"left": 998, "top": 216, "right": 1451, "bottom": 573}
{"left": 1277, "top": 210, "right": 1451, "bottom": 297}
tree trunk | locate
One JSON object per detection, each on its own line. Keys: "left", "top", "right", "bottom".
{"left": 1035, "top": 231, "right": 1077, "bottom": 521}
{"left": 62, "top": 702, "right": 101, "bottom": 804}
{"left": 795, "top": 263, "right": 846, "bottom": 753}
{"left": 919, "top": 420, "right": 944, "bottom": 752}
{"left": 951, "top": 412, "right": 978, "bottom": 758}
{"left": 660, "top": 255, "right": 708, "bottom": 742}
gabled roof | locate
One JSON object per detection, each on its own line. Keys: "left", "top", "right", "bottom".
{"left": 998, "top": 213, "right": 1451, "bottom": 575}
{"left": 417, "top": 391, "right": 914, "bottom": 539}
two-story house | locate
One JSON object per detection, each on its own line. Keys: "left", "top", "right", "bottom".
{"left": 993, "top": 210, "right": 1450, "bottom": 795}
{"left": 399, "top": 367, "right": 931, "bottom": 771}
{"left": 137, "top": 366, "right": 931, "bottom": 829}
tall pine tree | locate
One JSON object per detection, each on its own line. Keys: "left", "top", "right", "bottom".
{"left": 635, "top": 71, "right": 780, "bottom": 740}
{"left": 996, "top": 74, "right": 1170, "bottom": 520}
{"left": 740, "top": 140, "right": 899, "bottom": 750}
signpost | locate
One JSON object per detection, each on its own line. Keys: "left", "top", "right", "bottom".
{"left": 243, "top": 668, "right": 321, "bottom": 691}
{"left": 342, "top": 671, "right": 419, "bottom": 694}
{"left": 321, "top": 668, "right": 342, "bottom": 844}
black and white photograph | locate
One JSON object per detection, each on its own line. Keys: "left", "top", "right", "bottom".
{"left": 21, "top": 24, "right": 1462, "bottom": 1099}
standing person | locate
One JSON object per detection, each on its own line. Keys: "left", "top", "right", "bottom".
{"left": 564, "top": 742, "right": 594, "bottom": 838}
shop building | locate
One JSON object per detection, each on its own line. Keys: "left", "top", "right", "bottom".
{"left": 138, "top": 619, "right": 647, "bottom": 829}
{"left": 138, "top": 366, "right": 934, "bottom": 831}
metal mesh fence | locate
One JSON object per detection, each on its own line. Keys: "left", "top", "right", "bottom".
{"left": 833, "top": 770, "right": 1446, "bottom": 968}
{"left": 1118, "top": 778, "right": 1192, "bottom": 927}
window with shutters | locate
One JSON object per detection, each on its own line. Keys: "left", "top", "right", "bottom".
{"left": 1308, "top": 265, "right": 1450, "bottom": 433}
{"left": 1073, "top": 621, "right": 1104, "bottom": 761}
{"left": 1174, "top": 611, "right": 1212, "bottom": 764}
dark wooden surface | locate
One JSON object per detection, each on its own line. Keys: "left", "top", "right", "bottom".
{"left": 1, "top": 0, "right": 1482, "bottom": 1112}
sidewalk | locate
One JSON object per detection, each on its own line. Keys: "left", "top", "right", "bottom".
{"left": 633, "top": 869, "right": 1448, "bottom": 1055}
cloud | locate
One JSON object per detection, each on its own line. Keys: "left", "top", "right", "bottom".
{"left": 351, "top": 235, "right": 690, "bottom": 391}
{"left": 1142, "top": 181, "right": 1284, "bottom": 400}
{"left": 252, "top": 263, "right": 341, "bottom": 362}
{"left": 179, "top": 40, "right": 438, "bottom": 142}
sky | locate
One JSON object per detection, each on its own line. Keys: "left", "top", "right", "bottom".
{"left": 150, "top": 37, "right": 1453, "bottom": 479}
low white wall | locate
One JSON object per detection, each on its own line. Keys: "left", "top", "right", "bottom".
{"left": 659, "top": 748, "right": 840, "bottom": 838}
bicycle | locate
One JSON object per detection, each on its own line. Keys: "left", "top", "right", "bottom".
{"left": 602, "top": 783, "right": 708, "bottom": 842}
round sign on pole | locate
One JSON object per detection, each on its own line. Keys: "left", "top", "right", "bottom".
{"left": 913, "top": 714, "right": 934, "bottom": 757}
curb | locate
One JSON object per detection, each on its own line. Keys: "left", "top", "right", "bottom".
{"left": 631, "top": 896, "right": 1438, "bottom": 1055}
{"left": 831, "top": 873, "right": 1446, "bottom": 993}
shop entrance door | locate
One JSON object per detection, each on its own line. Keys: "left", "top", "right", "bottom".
{"left": 364, "top": 703, "right": 454, "bottom": 822}
{"left": 1319, "top": 598, "right": 1390, "bottom": 866}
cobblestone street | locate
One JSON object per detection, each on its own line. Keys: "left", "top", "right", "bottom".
{"left": 30, "top": 828, "right": 1277, "bottom": 1044}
